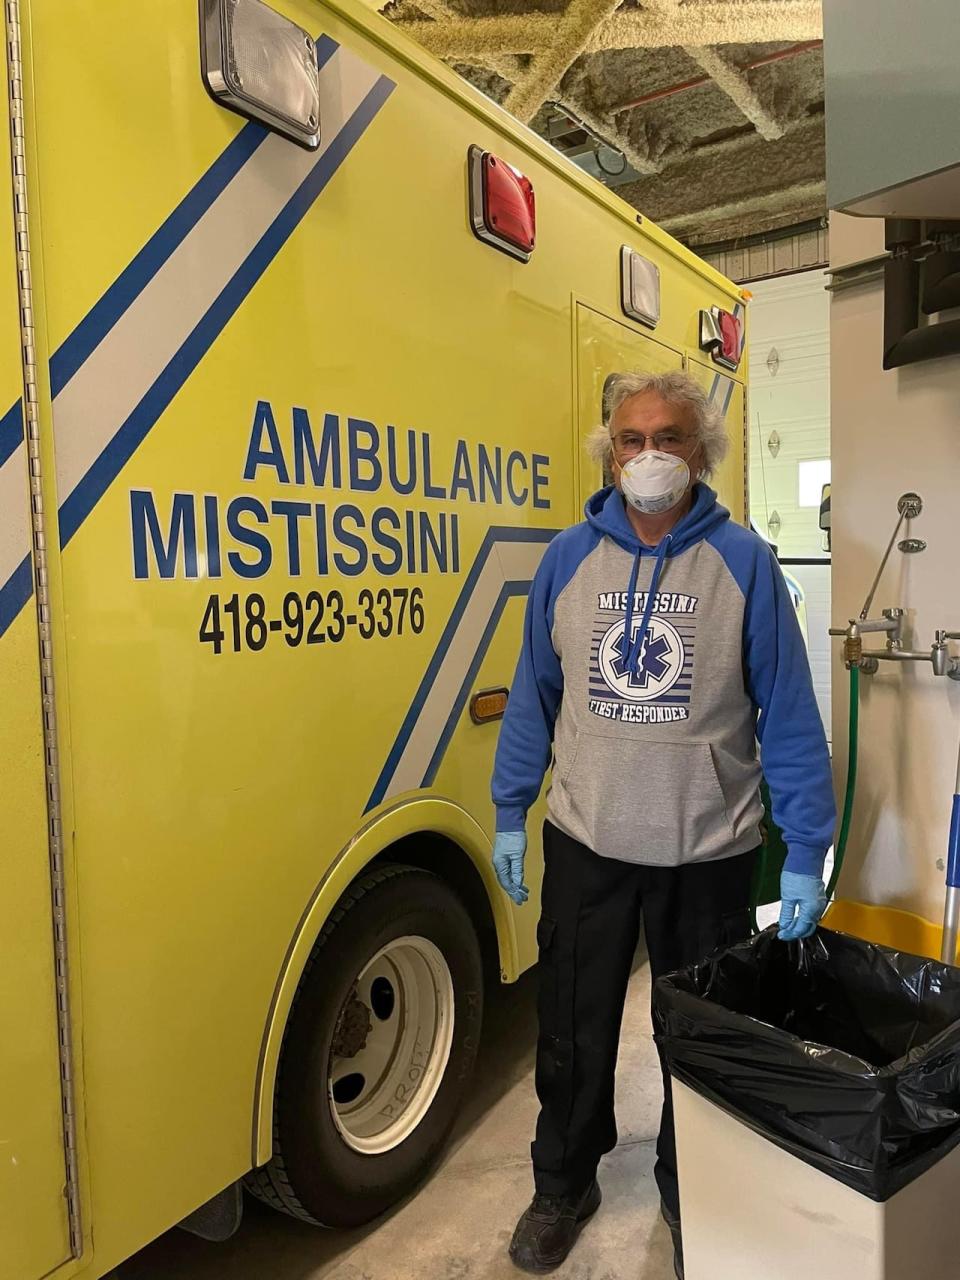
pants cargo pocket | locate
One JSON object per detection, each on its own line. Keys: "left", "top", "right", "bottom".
{"left": 534, "top": 915, "right": 576, "bottom": 1174}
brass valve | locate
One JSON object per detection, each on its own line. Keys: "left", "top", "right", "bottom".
{"left": 843, "top": 633, "right": 862, "bottom": 668}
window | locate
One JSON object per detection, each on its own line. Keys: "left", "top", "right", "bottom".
{"left": 799, "top": 459, "right": 831, "bottom": 509}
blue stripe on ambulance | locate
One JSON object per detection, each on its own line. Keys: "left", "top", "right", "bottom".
{"left": 423, "top": 581, "right": 532, "bottom": 785}
{"left": 366, "top": 526, "right": 558, "bottom": 812}
{"left": 721, "top": 377, "right": 736, "bottom": 417}
{"left": 0, "top": 399, "right": 22, "bottom": 468}
{"left": 708, "top": 368, "right": 736, "bottom": 417}
{"left": 0, "top": 37, "right": 394, "bottom": 638}
{"left": 0, "top": 552, "right": 31, "bottom": 637}
{"left": 48, "top": 34, "right": 340, "bottom": 400}
{"left": 59, "top": 72, "right": 395, "bottom": 547}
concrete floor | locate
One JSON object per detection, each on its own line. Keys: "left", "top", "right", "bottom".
{"left": 115, "top": 956, "right": 676, "bottom": 1280}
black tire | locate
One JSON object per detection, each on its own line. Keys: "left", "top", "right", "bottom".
{"left": 248, "top": 863, "right": 484, "bottom": 1227}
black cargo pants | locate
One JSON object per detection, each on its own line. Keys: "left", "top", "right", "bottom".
{"left": 532, "top": 819, "right": 756, "bottom": 1219}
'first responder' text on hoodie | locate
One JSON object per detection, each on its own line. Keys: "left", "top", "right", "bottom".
{"left": 491, "top": 483, "right": 835, "bottom": 874}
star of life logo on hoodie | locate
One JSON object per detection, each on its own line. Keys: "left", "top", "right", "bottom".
{"left": 598, "top": 616, "right": 684, "bottom": 700}
{"left": 589, "top": 590, "right": 699, "bottom": 724}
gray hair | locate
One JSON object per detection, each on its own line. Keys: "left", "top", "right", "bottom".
{"left": 586, "top": 370, "right": 729, "bottom": 478}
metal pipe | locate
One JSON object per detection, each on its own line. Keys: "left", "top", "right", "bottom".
{"left": 856, "top": 617, "right": 901, "bottom": 635}
{"left": 933, "top": 646, "right": 949, "bottom": 677}
{"left": 860, "top": 648, "right": 937, "bottom": 664}
{"left": 619, "top": 70, "right": 714, "bottom": 111}
{"left": 861, "top": 524, "right": 906, "bottom": 620}
{"left": 943, "top": 888, "right": 960, "bottom": 966}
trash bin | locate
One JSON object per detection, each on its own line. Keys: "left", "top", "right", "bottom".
{"left": 654, "top": 927, "right": 960, "bottom": 1280}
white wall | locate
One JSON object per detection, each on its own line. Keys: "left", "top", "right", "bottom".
{"left": 747, "top": 269, "right": 832, "bottom": 736}
{"left": 787, "top": 561, "right": 831, "bottom": 737}
{"left": 830, "top": 213, "right": 960, "bottom": 924}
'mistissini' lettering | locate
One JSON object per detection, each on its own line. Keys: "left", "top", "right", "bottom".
{"left": 130, "top": 400, "right": 552, "bottom": 581}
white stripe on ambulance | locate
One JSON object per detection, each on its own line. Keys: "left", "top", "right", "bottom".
{"left": 381, "top": 536, "right": 549, "bottom": 802}
{"left": 52, "top": 45, "right": 382, "bottom": 517}
{"left": 0, "top": 440, "right": 28, "bottom": 592}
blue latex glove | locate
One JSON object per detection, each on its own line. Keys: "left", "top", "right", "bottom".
{"left": 778, "top": 870, "right": 827, "bottom": 942}
{"left": 493, "top": 831, "right": 528, "bottom": 906}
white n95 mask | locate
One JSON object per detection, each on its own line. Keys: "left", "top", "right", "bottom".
{"left": 620, "top": 451, "right": 690, "bottom": 515}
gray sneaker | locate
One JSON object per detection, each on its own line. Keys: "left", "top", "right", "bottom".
{"left": 508, "top": 1180, "right": 602, "bottom": 1274}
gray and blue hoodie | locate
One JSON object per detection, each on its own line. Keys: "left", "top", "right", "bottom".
{"left": 492, "top": 483, "right": 835, "bottom": 873}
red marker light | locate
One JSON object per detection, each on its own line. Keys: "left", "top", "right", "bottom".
{"left": 699, "top": 306, "right": 743, "bottom": 370}
{"left": 718, "top": 310, "right": 743, "bottom": 366}
{"left": 468, "top": 146, "right": 536, "bottom": 263}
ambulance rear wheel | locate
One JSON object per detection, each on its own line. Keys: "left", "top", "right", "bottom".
{"left": 249, "top": 863, "right": 484, "bottom": 1227}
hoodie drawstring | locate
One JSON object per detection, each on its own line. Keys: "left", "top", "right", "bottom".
{"left": 625, "top": 533, "right": 672, "bottom": 675}
{"left": 622, "top": 549, "right": 643, "bottom": 668}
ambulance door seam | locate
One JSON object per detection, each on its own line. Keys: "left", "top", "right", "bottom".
{"left": 4, "top": 0, "right": 82, "bottom": 1255}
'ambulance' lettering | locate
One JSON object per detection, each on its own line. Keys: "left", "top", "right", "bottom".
{"left": 130, "top": 399, "right": 551, "bottom": 582}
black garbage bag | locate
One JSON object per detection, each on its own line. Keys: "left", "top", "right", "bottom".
{"left": 653, "top": 926, "right": 960, "bottom": 1201}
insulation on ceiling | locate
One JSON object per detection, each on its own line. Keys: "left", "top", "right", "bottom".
{"left": 386, "top": 0, "right": 827, "bottom": 242}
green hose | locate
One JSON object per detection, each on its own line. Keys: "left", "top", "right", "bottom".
{"left": 750, "top": 663, "right": 860, "bottom": 932}
{"left": 827, "top": 664, "right": 859, "bottom": 902}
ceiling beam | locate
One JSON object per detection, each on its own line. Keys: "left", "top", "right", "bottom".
{"left": 503, "top": 0, "right": 624, "bottom": 124}
{"left": 393, "top": 14, "right": 540, "bottom": 58}
{"left": 383, "top": 0, "right": 522, "bottom": 80}
{"left": 629, "top": 0, "right": 787, "bottom": 138}
{"left": 592, "top": 0, "right": 823, "bottom": 50}
{"left": 393, "top": 2, "right": 823, "bottom": 58}
{"left": 617, "top": 115, "right": 825, "bottom": 233}
{"left": 659, "top": 179, "right": 826, "bottom": 240}
{"left": 683, "top": 44, "right": 785, "bottom": 140}
{"left": 659, "top": 177, "right": 825, "bottom": 229}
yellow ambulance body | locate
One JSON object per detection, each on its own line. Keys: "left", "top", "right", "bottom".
{"left": 0, "top": 0, "right": 748, "bottom": 1274}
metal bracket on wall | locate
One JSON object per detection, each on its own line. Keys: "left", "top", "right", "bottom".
{"left": 825, "top": 253, "right": 889, "bottom": 293}
{"left": 883, "top": 219, "right": 960, "bottom": 369}
{"left": 857, "top": 492, "right": 921, "bottom": 623}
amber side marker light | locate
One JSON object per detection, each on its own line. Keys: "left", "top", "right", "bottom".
{"left": 470, "top": 688, "right": 509, "bottom": 725}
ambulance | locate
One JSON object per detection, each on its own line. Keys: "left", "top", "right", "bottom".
{"left": 0, "top": 0, "right": 749, "bottom": 1275}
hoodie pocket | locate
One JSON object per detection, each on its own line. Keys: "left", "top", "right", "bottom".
{"left": 557, "top": 735, "right": 581, "bottom": 787}
{"left": 561, "top": 733, "right": 734, "bottom": 864}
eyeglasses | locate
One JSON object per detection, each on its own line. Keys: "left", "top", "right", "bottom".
{"left": 610, "top": 429, "right": 698, "bottom": 460}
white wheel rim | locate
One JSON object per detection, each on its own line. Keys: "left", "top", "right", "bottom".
{"left": 328, "top": 935, "right": 455, "bottom": 1155}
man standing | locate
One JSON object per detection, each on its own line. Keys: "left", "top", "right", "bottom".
{"left": 491, "top": 371, "right": 834, "bottom": 1279}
